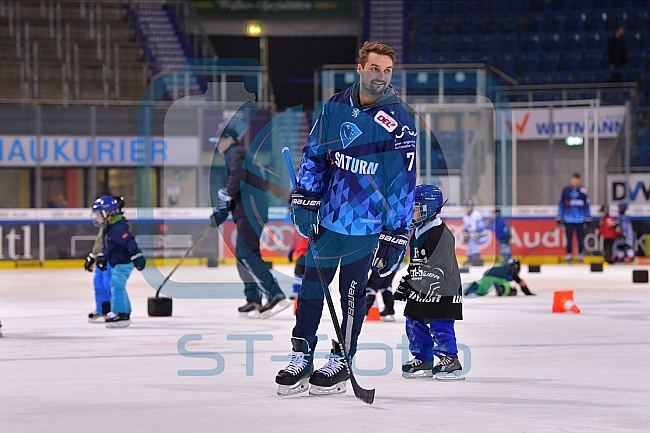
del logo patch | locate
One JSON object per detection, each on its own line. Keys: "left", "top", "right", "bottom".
{"left": 340, "top": 122, "right": 362, "bottom": 148}
{"left": 374, "top": 110, "right": 398, "bottom": 132}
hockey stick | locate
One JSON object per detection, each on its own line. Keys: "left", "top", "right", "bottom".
{"left": 153, "top": 225, "right": 212, "bottom": 298}
{"left": 282, "top": 146, "right": 375, "bottom": 405}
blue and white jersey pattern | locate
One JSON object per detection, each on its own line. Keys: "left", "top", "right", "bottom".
{"left": 297, "top": 83, "right": 417, "bottom": 236}
{"left": 558, "top": 186, "right": 591, "bottom": 224}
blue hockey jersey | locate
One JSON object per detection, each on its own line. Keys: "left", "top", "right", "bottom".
{"left": 558, "top": 185, "right": 591, "bottom": 224}
{"left": 297, "top": 82, "right": 417, "bottom": 236}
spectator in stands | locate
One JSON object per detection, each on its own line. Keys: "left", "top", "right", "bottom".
{"left": 48, "top": 193, "right": 68, "bottom": 208}
{"left": 608, "top": 26, "right": 628, "bottom": 82}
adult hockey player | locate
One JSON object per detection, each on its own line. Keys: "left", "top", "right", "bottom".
{"left": 614, "top": 202, "right": 635, "bottom": 262}
{"left": 364, "top": 270, "right": 396, "bottom": 321}
{"left": 462, "top": 200, "right": 487, "bottom": 265}
{"left": 276, "top": 41, "right": 416, "bottom": 396}
{"left": 557, "top": 173, "right": 591, "bottom": 263}
{"left": 210, "top": 124, "right": 290, "bottom": 318}
{"left": 394, "top": 184, "right": 465, "bottom": 380}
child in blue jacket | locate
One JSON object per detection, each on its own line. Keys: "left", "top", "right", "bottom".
{"left": 92, "top": 196, "right": 145, "bottom": 328}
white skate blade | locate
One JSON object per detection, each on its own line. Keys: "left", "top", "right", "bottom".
{"left": 105, "top": 319, "right": 130, "bottom": 329}
{"left": 402, "top": 370, "right": 433, "bottom": 379}
{"left": 239, "top": 310, "right": 260, "bottom": 319}
{"left": 277, "top": 377, "right": 310, "bottom": 397}
{"left": 381, "top": 314, "right": 395, "bottom": 322}
{"left": 434, "top": 371, "right": 465, "bottom": 381}
{"left": 308, "top": 381, "right": 347, "bottom": 396}
{"left": 258, "top": 299, "right": 292, "bottom": 319}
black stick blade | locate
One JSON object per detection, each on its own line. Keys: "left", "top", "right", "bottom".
{"left": 350, "top": 376, "right": 375, "bottom": 404}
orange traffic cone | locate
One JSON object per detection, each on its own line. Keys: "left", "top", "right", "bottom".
{"left": 366, "top": 295, "right": 381, "bottom": 321}
{"left": 552, "top": 290, "right": 581, "bottom": 314}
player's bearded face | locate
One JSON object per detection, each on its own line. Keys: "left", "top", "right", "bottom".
{"left": 358, "top": 53, "right": 393, "bottom": 97}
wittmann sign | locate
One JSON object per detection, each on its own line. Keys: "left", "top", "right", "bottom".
{"left": 509, "top": 106, "right": 625, "bottom": 140}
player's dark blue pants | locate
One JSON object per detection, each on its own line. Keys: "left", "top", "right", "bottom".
{"left": 564, "top": 223, "right": 585, "bottom": 255}
{"left": 406, "top": 316, "right": 458, "bottom": 361}
{"left": 292, "top": 227, "right": 378, "bottom": 357}
{"left": 235, "top": 217, "right": 284, "bottom": 302}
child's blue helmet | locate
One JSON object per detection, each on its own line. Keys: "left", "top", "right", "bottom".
{"left": 412, "top": 184, "right": 444, "bottom": 228}
{"left": 618, "top": 202, "right": 628, "bottom": 213}
{"left": 91, "top": 196, "right": 119, "bottom": 226}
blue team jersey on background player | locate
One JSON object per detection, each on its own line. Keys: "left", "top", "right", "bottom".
{"left": 558, "top": 186, "right": 591, "bottom": 224}
{"left": 298, "top": 81, "right": 417, "bottom": 236}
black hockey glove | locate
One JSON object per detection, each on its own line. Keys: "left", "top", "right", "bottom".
{"left": 131, "top": 249, "right": 146, "bottom": 271}
{"left": 96, "top": 253, "right": 107, "bottom": 272}
{"left": 290, "top": 190, "right": 321, "bottom": 238}
{"left": 372, "top": 230, "right": 408, "bottom": 278}
{"left": 394, "top": 277, "right": 413, "bottom": 301}
{"left": 84, "top": 253, "right": 95, "bottom": 272}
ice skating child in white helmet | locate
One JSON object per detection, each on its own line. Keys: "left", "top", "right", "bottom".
{"left": 395, "top": 184, "right": 464, "bottom": 380}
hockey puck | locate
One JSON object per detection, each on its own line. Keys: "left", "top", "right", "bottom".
{"left": 528, "top": 265, "right": 541, "bottom": 273}
{"left": 632, "top": 270, "right": 649, "bottom": 283}
{"left": 148, "top": 296, "right": 173, "bottom": 316}
{"left": 590, "top": 263, "right": 603, "bottom": 272}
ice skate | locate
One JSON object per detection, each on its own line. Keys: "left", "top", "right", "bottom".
{"left": 380, "top": 291, "right": 395, "bottom": 322}
{"left": 0, "top": 318, "right": 2, "bottom": 337}
{"left": 257, "top": 297, "right": 292, "bottom": 319}
{"left": 105, "top": 312, "right": 130, "bottom": 328}
{"left": 87, "top": 312, "right": 106, "bottom": 323}
{"left": 309, "top": 340, "right": 349, "bottom": 396}
{"left": 237, "top": 300, "right": 262, "bottom": 319}
{"left": 402, "top": 358, "right": 433, "bottom": 378}
{"left": 276, "top": 337, "right": 315, "bottom": 397}
{"left": 565, "top": 254, "right": 573, "bottom": 264}
{"left": 432, "top": 356, "right": 465, "bottom": 381}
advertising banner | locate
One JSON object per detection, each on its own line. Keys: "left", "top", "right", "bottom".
{"left": 607, "top": 173, "right": 650, "bottom": 205}
{"left": 509, "top": 106, "right": 625, "bottom": 140}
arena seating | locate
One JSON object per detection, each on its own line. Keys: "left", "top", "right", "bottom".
{"left": 408, "top": 0, "right": 649, "bottom": 94}
{"left": 0, "top": 2, "right": 149, "bottom": 101}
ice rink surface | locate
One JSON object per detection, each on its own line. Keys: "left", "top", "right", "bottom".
{"left": 1, "top": 263, "right": 650, "bottom": 432}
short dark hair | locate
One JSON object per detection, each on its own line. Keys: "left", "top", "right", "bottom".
{"left": 358, "top": 41, "right": 396, "bottom": 67}
{"left": 572, "top": 173, "right": 581, "bottom": 179}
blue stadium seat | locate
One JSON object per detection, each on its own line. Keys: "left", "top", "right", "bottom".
{"left": 564, "top": 32, "right": 584, "bottom": 50}
{"left": 529, "top": 15, "right": 546, "bottom": 33}
{"left": 476, "top": 19, "right": 496, "bottom": 33}
{"left": 542, "top": 33, "right": 562, "bottom": 51}
{"left": 495, "top": 53, "right": 517, "bottom": 75}
{"left": 501, "top": 34, "right": 518, "bottom": 51}
{"left": 520, "top": 53, "right": 540, "bottom": 72}
{"left": 453, "top": 35, "right": 475, "bottom": 53}
{"left": 583, "top": 11, "right": 604, "bottom": 31}
{"left": 548, "top": 14, "right": 568, "bottom": 32}
{"left": 434, "top": 16, "right": 455, "bottom": 35}
{"left": 499, "top": 17, "right": 520, "bottom": 33}
{"left": 456, "top": 16, "right": 476, "bottom": 34}
{"left": 580, "top": 52, "right": 603, "bottom": 70}
{"left": 558, "top": 52, "right": 580, "bottom": 71}
{"left": 521, "top": 34, "right": 542, "bottom": 51}
{"left": 584, "top": 31, "right": 604, "bottom": 49}
{"left": 478, "top": 34, "right": 498, "bottom": 52}
{"left": 539, "top": 53, "right": 559, "bottom": 71}
{"left": 627, "top": 31, "right": 646, "bottom": 50}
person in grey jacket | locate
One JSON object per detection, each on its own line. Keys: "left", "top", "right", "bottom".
{"left": 395, "top": 184, "right": 464, "bottom": 380}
